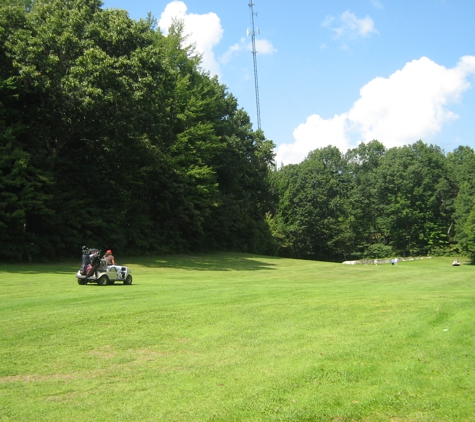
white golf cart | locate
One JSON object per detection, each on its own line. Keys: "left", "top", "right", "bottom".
{"left": 76, "top": 247, "right": 133, "bottom": 286}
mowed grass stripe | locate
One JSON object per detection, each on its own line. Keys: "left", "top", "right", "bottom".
{"left": 1, "top": 254, "right": 474, "bottom": 421}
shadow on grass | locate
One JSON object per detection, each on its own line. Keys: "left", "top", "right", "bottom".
{"left": 0, "top": 264, "right": 79, "bottom": 274}
{"left": 0, "top": 253, "right": 279, "bottom": 273}
{"left": 79, "top": 283, "right": 135, "bottom": 287}
{"left": 135, "top": 253, "right": 278, "bottom": 272}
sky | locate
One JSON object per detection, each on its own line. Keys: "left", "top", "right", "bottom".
{"left": 102, "top": 0, "right": 475, "bottom": 166}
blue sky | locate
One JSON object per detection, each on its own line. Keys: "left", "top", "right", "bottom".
{"left": 102, "top": 0, "right": 475, "bottom": 166}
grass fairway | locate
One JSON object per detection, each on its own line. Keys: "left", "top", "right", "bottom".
{"left": 1, "top": 254, "right": 475, "bottom": 421}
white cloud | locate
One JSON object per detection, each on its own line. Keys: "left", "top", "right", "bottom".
{"left": 371, "top": 0, "right": 383, "bottom": 10}
{"left": 324, "top": 10, "right": 378, "bottom": 42}
{"left": 158, "top": 1, "right": 276, "bottom": 75}
{"left": 158, "top": 1, "right": 223, "bottom": 76}
{"left": 275, "top": 56, "right": 475, "bottom": 166}
{"left": 321, "top": 15, "right": 334, "bottom": 28}
{"left": 276, "top": 114, "right": 350, "bottom": 166}
{"left": 338, "top": 11, "right": 378, "bottom": 38}
{"left": 254, "top": 39, "right": 277, "bottom": 55}
{"left": 220, "top": 42, "right": 242, "bottom": 64}
{"left": 220, "top": 36, "right": 276, "bottom": 64}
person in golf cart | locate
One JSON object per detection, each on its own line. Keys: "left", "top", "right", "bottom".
{"left": 104, "top": 249, "right": 124, "bottom": 277}
{"left": 104, "top": 250, "right": 116, "bottom": 265}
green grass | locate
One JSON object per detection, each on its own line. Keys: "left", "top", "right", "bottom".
{"left": 1, "top": 254, "right": 475, "bottom": 421}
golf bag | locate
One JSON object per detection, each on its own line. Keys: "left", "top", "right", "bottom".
{"left": 80, "top": 247, "right": 101, "bottom": 277}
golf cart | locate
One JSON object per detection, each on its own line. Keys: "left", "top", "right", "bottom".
{"left": 76, "top": 247, "right": 133, "bottom": 286}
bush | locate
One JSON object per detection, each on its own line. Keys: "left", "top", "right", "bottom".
{"left": 363, "top": 243, "right": 395, "bottom": 259}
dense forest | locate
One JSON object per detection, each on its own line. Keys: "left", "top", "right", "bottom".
{"left": 2, "top": 0, "right": 475, "bottom": 263}
{"left": 0, "top": 0, "right": 276, "bottom": 261}
{"left": 268, "top": 141, "right": 475, "bottom": 262}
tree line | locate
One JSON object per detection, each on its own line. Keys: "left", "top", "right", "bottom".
{"left": 2, "top": 0, "right": 475, "bottom": 263}
{"left": 268, "top": 141, "right": 475, "bottom": 262}
{"left": 0, "top": 0, "right": 275, "bottom": 261}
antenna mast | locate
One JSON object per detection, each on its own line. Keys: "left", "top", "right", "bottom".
{"left": 248, "top": 1, "right": 261, "bottom": 130}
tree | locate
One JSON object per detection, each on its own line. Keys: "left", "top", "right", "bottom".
{"left": 0, "top": 0, "right": 56, "bottom": 260}
{"left": 374, "top": 141, "right": 454, "bottom": 256}
{"left": 270, "top": 146, "right": 352, "bottom": 261}
{"left": 0, "top": 1, "right": 277, "bottom": 260}
{"left": 447, "top": 146, "right": 475, "bottom": 258}
{"left": 345, "top": 140, "right": 387, "bottom": 258}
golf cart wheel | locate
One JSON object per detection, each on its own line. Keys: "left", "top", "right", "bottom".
{"left": 124, "top": 275, "right": 133, "bottom": 285}
{"left": 78, "top": 279, "right": 87, "bottom": 285}
{"left": 97, "top": 275, "right": 109, "bottom": 286}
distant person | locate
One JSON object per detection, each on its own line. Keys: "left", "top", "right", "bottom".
{"left": 104, "top": 249, "right": 124, "bottom": 278}
{"left": 104, "top": 250, "right": 115, "bottom": 265}
{"left": 394, "top": 257, "right": 398, "bottom": 265}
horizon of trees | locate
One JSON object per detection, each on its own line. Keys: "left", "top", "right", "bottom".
{"left": 0, "top": 0, "right": 276, "bottom": 261}
{"left": 2, "top": 0, "right": 475, "bottom": 263}
{"left": 269, "top": 141, "right": 475, "bottom": 262}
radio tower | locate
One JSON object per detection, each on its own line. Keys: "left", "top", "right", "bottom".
{"left": 248, "top": 1, "right": 261, "bottom": 130}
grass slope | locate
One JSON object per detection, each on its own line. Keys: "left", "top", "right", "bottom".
{"left": 1, "top": 254, "right": 475, "bottom": 421}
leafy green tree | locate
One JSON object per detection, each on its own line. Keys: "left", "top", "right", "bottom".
{"left": 345, "top": 140, "right": 387, "bottom": 258}
{"left": 270, "top": 146, "right": 352, "bottom": 261}
{"left": 0, "top": 1, "right": 276, "bottom": 260}
{"left": 4, "top": 1, "right": 157, "bottom": 256}
{"left": 0, "top": 0, "right": 56, "bottom": 260}
{"left": 447, "top": 146, "right": 475, "bottom": 258}
{"left": 374, "top": 141, "right": 453, "bottom": 256}
{"left": 270, "top": 140, "right": 457, "bottom": 262}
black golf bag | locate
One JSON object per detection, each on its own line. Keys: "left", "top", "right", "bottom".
{"left": 80, "top": 247, "right": 101, "bottom": 277}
